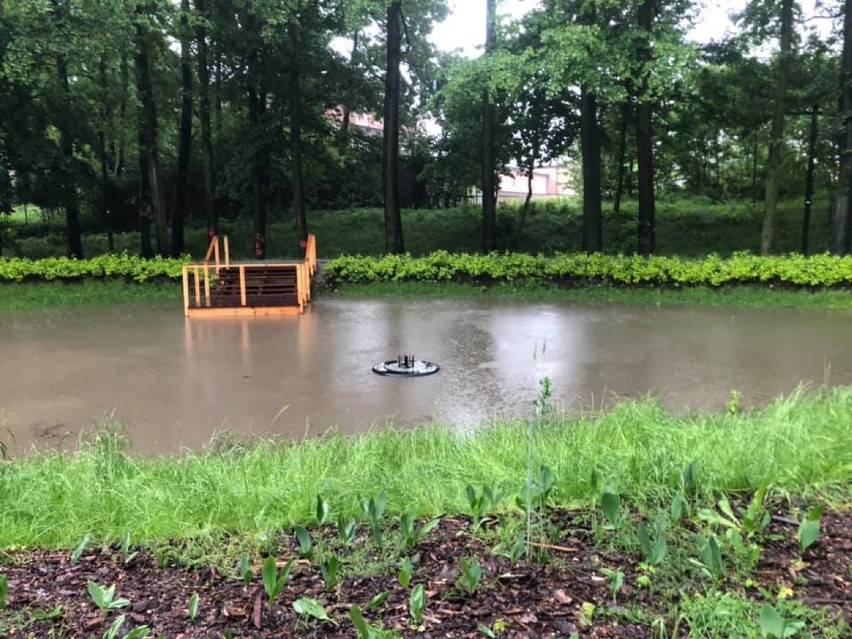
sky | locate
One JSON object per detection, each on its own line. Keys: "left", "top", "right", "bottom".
{"left": 428, "top": 0, "right": 833, "bottom": 57}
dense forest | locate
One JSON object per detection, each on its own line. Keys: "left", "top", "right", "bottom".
{"left": 0, "top": 0, "right": 849, "bottom": 259}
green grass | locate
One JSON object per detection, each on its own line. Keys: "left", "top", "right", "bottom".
{"left": 0, "top": 281, "right": 181, "bottom": 311}
{"left": 325, "top": 281, "right": 852, "bottom": 310}
{"left": 0, "top": 387, "right": 850, "bottom": 548}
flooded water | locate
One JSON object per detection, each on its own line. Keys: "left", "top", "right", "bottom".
{"left": 1, "top": 298, "right": 851, "bottom": 454}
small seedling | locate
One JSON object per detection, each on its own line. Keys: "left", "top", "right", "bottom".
{"left": 492, "top": 537, "right": 526, "bottom": 566}
{"left": 692, "top": 534, "right": 724, "bottom": 579}
{"left": 102, "top": 616, "right": 150, "bottom": 639}
{"left": 293, "top": 597, "right": 333, "bottom": 623}
{"left": 409, "top": 584, "right": 425, "bottom": 625}
{"left": 0, "top": 573, "right": 7, "bottom": 609}
{"left": 477, "top": 619, "right": 508, "bottom": 637}
{"left": 399, "top": 557, "right": 413, "bottom": 589}
{"left": 459, "top": 557, "right": 482, "bottom": 595}
{"left": 759, "top": 603, "right": 805, "bottom": 638}
{"left": 601, "top": 567, "right": 624, "bottom": 601}
{"left": 636, "top": 516, "right": 667, "bottom": 565}
{"left": 350, "top": 604, "right": 394, "bottom": 638}
{"left": 320, "top": 555, "right": 342, "bottom": 591}
{"left": 399, "top": 511, "right": 441, "bottom": 549}
{"left": 364, "top": 591, "right": 388, "bottom": 610}
{"left": 316, "top": 494, "right": 331, "bottom": 526}
{"left": 118, "top": 532, "right": 138, "bottom": 565}
{"left": 294, "top": 525, "right": 313, "bottom": 558}
{"left": 726, "top": 389, "right": 743, "bottom": 415}
{"left": 262, "top": 556, "right": 293, "bottom": 608}
{"left": 87, "top": 581, "right": 130, "bottom": 612}
{"left": 600, "top": 492, "right": 626, "bottom": 529}
{"left": 466, "top": 484, "right": 502, "bottom": 530}
{"left": 337, "top": 514, "right": 357, "bottom": 543}
{"left": 239, "top": 553, "right": 253, "bottom": 586}
{"left": 797, "top": 506, "right": 823, "bottom": 555}
{"left": 579, "top": 601, "right": 596, "bottom": 627}
{"left": 188, "top": 592, "right": 199, "bottom": 621}
{"left": 362, "top": 492, "right": 389, "bottom": 547}
{"left": 71, "top": 533, "right": 91, "bottom": 564}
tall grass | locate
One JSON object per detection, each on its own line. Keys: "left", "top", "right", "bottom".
{"left": 0, "top": 388, "right": 850, "bottom": 548}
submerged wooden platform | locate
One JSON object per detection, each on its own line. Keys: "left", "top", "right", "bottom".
{"left": 182, "top": 234, "right": 317, "bottom": 317}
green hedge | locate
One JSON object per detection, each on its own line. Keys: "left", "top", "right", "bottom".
{"left": 324, "top": 251, "right": 852, "bottom": 289}
{"left": 0, "top": 253, "right": 188, "bottom": 283}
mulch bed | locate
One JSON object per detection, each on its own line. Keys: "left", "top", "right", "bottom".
{"left": 2, "top": 508, "right": 849, "bottom": 638}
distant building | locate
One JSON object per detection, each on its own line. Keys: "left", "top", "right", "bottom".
{"left": 496, "top": 165, "right": 575, "bottom": 200}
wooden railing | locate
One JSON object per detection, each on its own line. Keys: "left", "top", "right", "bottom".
{"left": 182, "top": 233, "right": 316, "bottom": 317}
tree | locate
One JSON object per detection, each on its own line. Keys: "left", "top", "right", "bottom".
{"left": 383, "top": 0, "right": 404, "bottom": 254}
{"left": 833, "top": 0, "right": 852, "bottom": 255}
{"left": 171, "top": 0, "right": 193, "bottom": 257}
{"left": 482, "top": 0, "right": 497, "bottom": 253}
{"left": 635, "top": 0, "right": 657, "bottom": 256}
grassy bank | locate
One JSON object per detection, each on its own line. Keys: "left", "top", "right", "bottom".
{"left": 1, "top": 388, "right": 850, "bottom": 548}
{"left": 324, "top": 281, "right": 852, "bottom": 310}
{"left": 0, "top": 281, "right": 181, "bottom": 311}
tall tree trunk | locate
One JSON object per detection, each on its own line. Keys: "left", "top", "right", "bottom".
{"left": 802, "top": 106, "right": 818, "bottom": 255}
{"left": 51, "top": 0, "right": 83, "bottom": 258}
{"left": 135, "top": 6, "right": 169, "bottom": 256}
{"left": 341, "top": 30, "right": 359, "bottom": 139}
{"left": 833, "top": 0, "right": 852, "bottom": 255}
{"left": 636, "top": 0, "right": 656, "bottom": 257}
{"left": 481, "top": 0, "right": 498, "bottom": 252}
{"left": 171, "top": 0, "right": 192, "bottom": 257}
{"left": 289, "top": 13, "right": 308, "bottom": 246}
{"left": 196, "top": 0, "right": 217, "bottom": 238}
{"left": 248, "top": 83, "right": 266, "bottom": 258}
{"left": 382, "top": 0, "right": 404, "bottom": 254}
{"left": 114, "top": 53, "right": 129, "bottom": 177}
{"left": 613, "top": 102, "right": 629, "bottom": 216}
{"left": 137, "top": 122, "right": 153, "bottom": 258}
{"left": 761, "top": 0, "right": 794, "bottom": 255}
{"left": 98, "top": 60, "right": 114, "bottom": 252}
{"left": 580, "top": 83, "right": 602, "bottom": 252}
{"left": 751, "top": 131, "right": 758, "bottom": 204}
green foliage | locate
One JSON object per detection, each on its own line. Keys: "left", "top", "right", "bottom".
{"left": 600, "top": 492, "right": 626, "bottom": 530}
{"left": 350, "top": 604, "right": 396, "bottom": 639}
{"left": 409, "top": 584, "right": 426, "bottom": 625}
{"left": 188, "top": 592, "right": 199, "bottom": 622}
{"left": 362, "top": 492, "right": 389, "bottom": 547}
{"left": 466, "top": 484, "right": 502, "bottom": 530}
{"left": 261, "top": 557, "right": 292, "bottom": 607}
{"left": 102, "top": 616, "right": 150, "bottom": 639}
{"left": 239, "top": 553, "right": 253, "bottom": 586}
{"left": 637, "top": 516, "right": 668, "bottom": 565}
{"left": 324, "top": 251, "right": 852, "bottom": 290}
{"left": 797, "top": 507, "right": 823, "bottom": 555}
{"left": 0, "top": 573, "right": 7, "bottom": 609}
{"left": 693, "top": 534, "right": 724, "bottom": 579}
{"left": 320, "top": 555, "right": 342, "bottom": 591}
{"left": 293, "top": 597, "right": 331, "bottom": 623}
{"left": 294, "top": 525, "right": 313, "bottom": 558}
{"left": 458, "top": 557, "right": 482, "bottom": 595}
{"left": 601, "top": 567, "right": 625, "bottom": 601}
{"left": 0, "top": 254, "right": 188, "bottom": 283}
{"left": 87, "top": 581, "right": 130, "bottom": 612}
{"left": 70, "top": 533, "right": 90, "bottom": 564}
{"left": 759, "top": 604, "right": 806, "bottom": 638}
{"left": 399, "top": 511, "right": 440, "bottom": 549}
{"left": 316, "top": 495, "right": 331, "bottom": 526}
{"left": 399, "top": 557, "right": 413, "bottom": 589}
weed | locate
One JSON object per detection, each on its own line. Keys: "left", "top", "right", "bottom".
{"left": 188, "top": 592, "right": 199, "bottom": 621}
{"left": 399, "top": 511, "right": 441, "bottom": 549}
{"left": 87, "top": 582, "right": 130, "bottom": 612}
{"left": 579, "top": 601, "right": 596, "bottom": 627}
{"left": 363, "top": 492, "right": 389, "bottom": 547}
{"left": 320, "top": 555, "right": 342, "bottom": 591}
{"left": 602, "top": 567, "right": 625, "bottom": 601}
{"left": 459, "top": 557, "right": 482, "bottom": 595}
{"left": 726, "top": 390, "right": 743, "bottom": 415}
{"left": 399, "top": 557, "right": 413, "bottom": 589}
{"left": 759, "top": 603, "right": 805, "bottom": 638}
{"left": 0, "top": 573, "right": 7, "bottom": 609}
{"left": 798, "top": 506, "right": 822, "bottom": 555}
{"left": 692, "top": 534, "right": 724, "bottom": 579}
{"left": 238, "top": 553, "right": 253, "bottom": 586}
{"left": 261, "top": 556, "right": 293, "bottom": 608}
{"left": 409, "top": 584, "right": 426, "bottom": 626}
{"left": 534, "top": 376, "right": 555, "bottom": 417}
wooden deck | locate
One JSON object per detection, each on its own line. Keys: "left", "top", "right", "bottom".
{"left": 182, "top": 234, "right": 317, "bottom": 317}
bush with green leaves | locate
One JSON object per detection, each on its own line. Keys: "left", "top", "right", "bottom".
{"left": 324, "top": 251, "right": 852, "bottom": 290}
{"left": 0, "top": 253, "right": 189, "bottom": 283}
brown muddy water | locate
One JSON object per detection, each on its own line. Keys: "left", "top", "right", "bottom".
{"left": 1, "top": 298, "right": 851, "bottom": 455}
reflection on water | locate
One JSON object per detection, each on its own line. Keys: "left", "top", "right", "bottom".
{"left": 1, "top": 298, "right": 851, "bottom": 454}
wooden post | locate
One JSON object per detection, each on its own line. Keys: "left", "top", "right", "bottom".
{"left": 239, "top": 264, "right": 247, "bottom": 306}
{"left": 213, "top": 237, "right": 220, "bottom": 273}
{"left": 224, "top": 235, "right": 230, "bottom": 268}
{"left": 203, "top": 263, "right": 211, "bottom": 306}
{"left": 182, "top": 265, "right": 190, "bottom": 315}
{"left": 193, "top": 265, "right": 201, "bottom": 305}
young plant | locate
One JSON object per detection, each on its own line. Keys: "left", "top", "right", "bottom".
{"left": 797, "top": 506, "right": 823, "bottom": 555}
{"left": 102, "top": 616, "right": 150, "bottom": 639}
{"left": 600, "top": 492, "right": 627, "bottom": 530}
{"left": 337, "top": 514, "right": 357, "bottom": 543}
{"left": 759, "top": 604, "right": 805, "bottom": 638}
{"left": 262, "top": 556, "right": 293, "bottom": 608}
{"left": 365, "top": 591, "right": 388, "bottom": 610}
{"left": 350, "top": 605, "right": 394, "bottom": 639}
{"left": 316, "top": 494, "right": 331, "bottom": 526}
{"left": 636, "top": 516, "right": 668, "bottom": 565}
{"left": 71, "top": 533, "right": 91, "bottom": 564}
{"left": 458, "top": 557, "right": 482, "bottom": 595}
{"left": 399, "top": 511, "right": 441, "bottom": 549}
{"left": 320, "top": 555, "right": 342, "bottom": 591}
{"left": 362, "top": 492, "right": 389, "bottom": 547}
{"left": 409, "top": 584, "right": 426, "bottom": 626}
{"left": 294, "top": 525, "right": 313, "bottom": 559}
{"left": 399, "top": 557, "right": 413, "bottom": 589}
{"left": 188, "top": 592, "right": 199, "bottom": 622}
{"left": 0, "top": 573, "right": 7, "bottom": 609}
{"left": 601, "top": 568, "right": 625, "bottom": 602}
{"left": 492, "top": 537, "right": 526, "bottom": 566}
{"left": 87, "top": 582, "right": 130, "bottom": 612}
{"left": 238, "top": 553, "right": 253, "bottom": 586}
{"left": 692, "top": 534, "right": 724, "bottom": 579}
{"left": 293, "top": 597, "right": 332, "bottom": 624}
{"left": 466, "top": 484, "right": 502, "bottom": 530}
{"left": 118, "top": 532, "right": 138, "bottom": 566}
